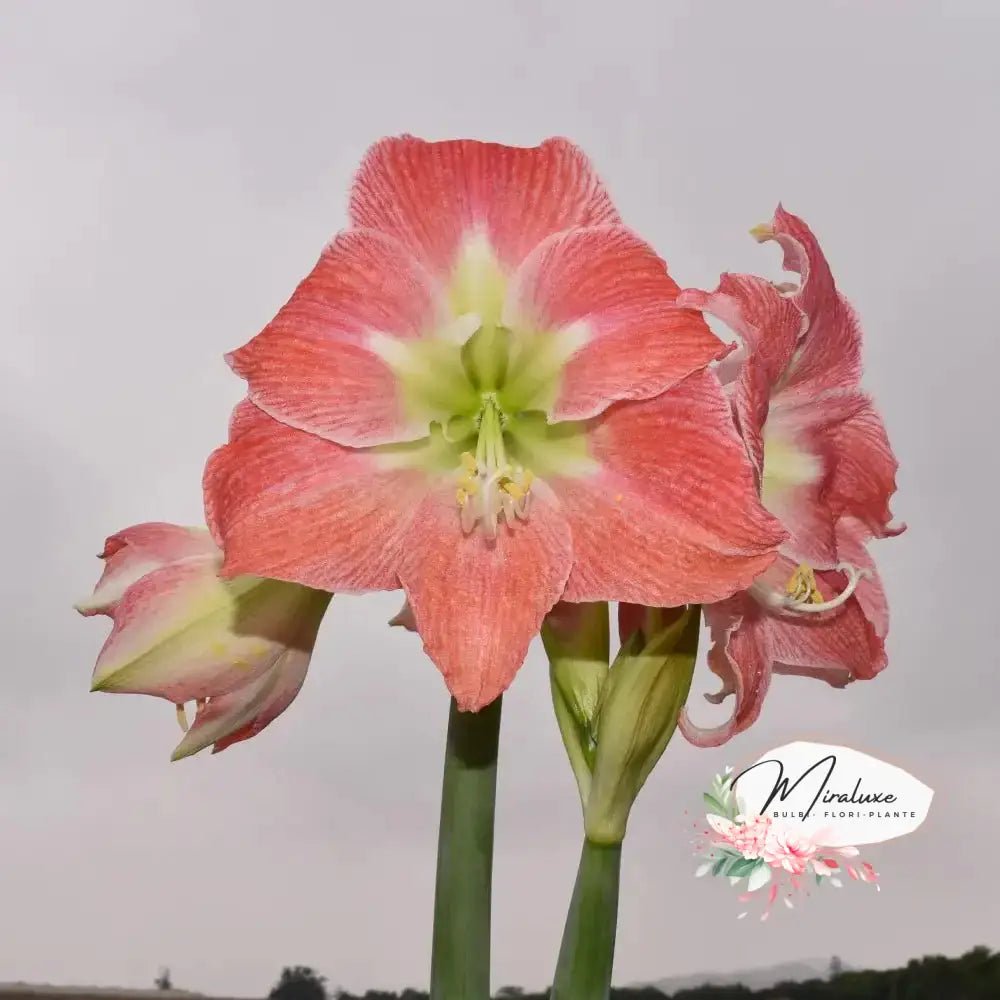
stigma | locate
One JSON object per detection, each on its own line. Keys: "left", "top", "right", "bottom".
{"left": 778, "top": 562, "right": 867, "bottom": 614}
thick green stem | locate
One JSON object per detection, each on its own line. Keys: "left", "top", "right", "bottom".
{"left": 551, "top": 839, "right": 623, "bottom": 1000}
{"left": 430, "top": 695, "right": 502, "bottom": 1000}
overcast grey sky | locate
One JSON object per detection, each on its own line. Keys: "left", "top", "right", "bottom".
{"left": 2, "top": 0, "right": 998, "bottom": 994}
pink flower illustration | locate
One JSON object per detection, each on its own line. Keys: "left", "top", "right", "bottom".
{"left": 706, "top": 813, "right": 772, "bottom": 860}
{"left": 732, "top": 815, "right": 772, "bottom": 859}
{"left": 761, "top": 825, "right": 820, "bottom": 874}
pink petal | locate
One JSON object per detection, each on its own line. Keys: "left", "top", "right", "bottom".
{"left": 760, "top": 390, "right": 892, "bottom": 566}
{"left": 678, "top": 274, "right": 804, "bottom": 473}
{"left": 679, "top": 597, "right": 773, "bottom": 748}
{"left": 769, "top": 566, "right": 887, "bottom": 685}
{"left": 554, "top": 370, "right": 786, "bottom": 606}
{"left": 397, "top": 483, "right": 573, "bottom": 710}
{"left": 756, "top": 206, "right": 863, "bottom": 400}
{"left": 172, "top": 646, "right": 314, "bottom": 760}
{"left": 509, "top": 226, "right": 726, "bottom": 420}
{"left": 203, "top": 401, "right": 425, "bottom": 592}
{"left": 91, "top": 564, "right": 325, "bottom": 703}
{"left": 821, "top": 396, "right": 901, "bottom": 539}
{"left": 836, "top": 517, "right": 889, "bottom": 638}
{"left": 76, "top": 523, "right": 218, "bottom": 616}
{"left": 388, "top": 598, "right": 417, "bottom": 632}
{"left": 349, "top": 135, "right": 620, "bottom": 278}
{"left": 227, "top": 229, "right": 440, "bottom": 447}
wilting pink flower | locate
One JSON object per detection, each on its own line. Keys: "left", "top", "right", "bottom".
{"left": 671, "top": 207, "right": 902, "bottom": 746}
{"left": 76, "top": 522, "right": 330, "bottom": 759}
{"left": 205, "top": 136, "right": 784, "bottom": 711}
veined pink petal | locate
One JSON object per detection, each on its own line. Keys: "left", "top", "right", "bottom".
{"left": 769, "top": 565, "right": 887, "bottom": 685}
{"left": 204, "top": 401, "right": 425, "bottom": 592}
{"left": 75, "top": 523, "right": 217, "bottom": 617}
{"left": 508, "top": 226, "right": 726, "bottom": 420}
{"left": 756, "top": 206, "right": 863, "bottom": 400}
{"left": 678, "top": 274, "right": 804, "bottom": 472}
{"left": 398, "top": 482, "right": 573, "bottom": 711}
{"left": 349, "top": 136, "right": 620, "bottom": 278}
{"left": 172, "top": 646, "right": 313, "bottom": 760}
{"left": 227, "top": 229, "right": 439, "bottom": 447}
{"left": 821, "top": 396, "right": 901, "bottom": 539}
{"left": 91, "top": 563, "right": 324, "bottom": 703}
{"left": 762, "top": 478, "right": 838, "bottom": 568}
{"left": 835, "top": 518, "right": 889, "bottom": 638}
{"left": 758, "top": 387, "right": 898, "bottom": 561}
{"left": 679, "top": 598, "right": 773, "bottom": 748}
{"left": 554, "top": 371, "right": 785, "bottom": 606}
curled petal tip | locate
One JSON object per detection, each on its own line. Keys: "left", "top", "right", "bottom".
{"left": 388, "top": 599, "right": 417, "bottom": 632}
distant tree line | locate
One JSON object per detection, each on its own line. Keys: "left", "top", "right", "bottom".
{"left": 266, "top": 946, "right": 1000, "bottom": 1000}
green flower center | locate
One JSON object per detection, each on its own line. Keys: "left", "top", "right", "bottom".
{"left": 371, "top": 236, "right": 596, "bottom": 536}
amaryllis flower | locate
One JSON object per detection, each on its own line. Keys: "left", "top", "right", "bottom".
{"left": 674, "top": 207, "right": 902, "bottom": 746}
{"left": 205, "top": 136, "right": 785, "bottom": 711}
{"left": 76, "top": 522, "right": 330, "bottom": 759}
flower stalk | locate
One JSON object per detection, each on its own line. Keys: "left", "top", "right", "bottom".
{"left": 551, "top": 840, "right": 622, "bottom": 1000}
{"left": 544, "top": 602, "right": 700, "bottom": 999}
{"left": 430, "top": 695, "right": 503, "bottom": 1000}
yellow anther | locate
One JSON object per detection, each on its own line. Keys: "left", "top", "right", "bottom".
{"left": 749, "top": 223, "right": 774, "bottom": 242}
{"left": 521, "top": 469, "right": 535, "bottom": 490}
{"left": 502, "top": 480, "right": 526, "bottom": 501}
{"left": 460, "top": 451, "right": 478, "bottom": 473}
{"left": 456, "top": 487, "right": 469, "bottom": 508}
{"left": 785, "top": 563, "right": 824, "bottom": 605}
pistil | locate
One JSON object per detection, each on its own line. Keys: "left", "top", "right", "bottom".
{"left": 779, "top": 562, "right": 868, "bottom": 614}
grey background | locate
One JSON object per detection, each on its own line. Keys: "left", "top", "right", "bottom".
{"left": 1, "top": 0, "right": 997, "bottom": 994}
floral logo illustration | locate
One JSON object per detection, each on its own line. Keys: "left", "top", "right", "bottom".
{"left": 694, "top": 743, "right": 932, "bottom": 920}
{"left": 695, "top": 768, "right": 878, "bottom": 921}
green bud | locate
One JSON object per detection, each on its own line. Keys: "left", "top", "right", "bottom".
{"left": 584, "top": 606, "right": 700, "bottom": 844}
{"left": 541, "top": 602, "right": 610, "bottom": 807}
{"left": 543, "top": 603, "right": 701, "bottom": 846}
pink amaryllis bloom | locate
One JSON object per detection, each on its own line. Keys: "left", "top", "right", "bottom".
{"left": 76, "top": 522, "right": 330, "bottom": 759}
{"left": 205, "top": 136, "right": 785, "bottom": 711}
{"left": 674, "top": 207, "right": 902, "bottom": 746}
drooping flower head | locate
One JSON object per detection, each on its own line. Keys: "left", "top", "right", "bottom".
{"left": 675, "top": 207, "right": 902, "bottom": 746}
{"left": 76, "top": 522, "right": 330, "bottom": 759}
{"left": 206, "top": 136, "right": 784, "bottom": 710}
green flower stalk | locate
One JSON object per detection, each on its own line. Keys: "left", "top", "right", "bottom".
{"left": 430, "top": 696, "right": 503, "bottom": 1000}
{"left": 543, "top": 603, "right": 700, "bottom": 1000}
